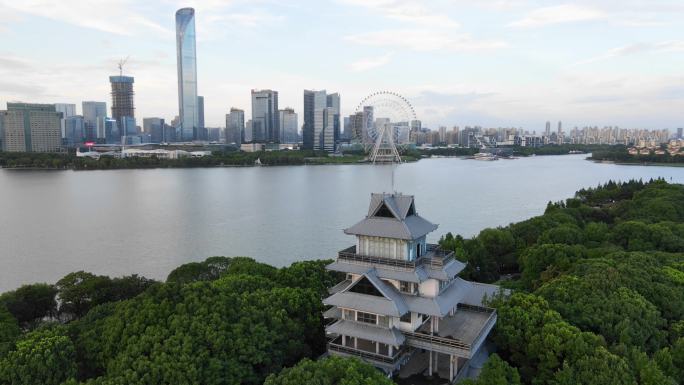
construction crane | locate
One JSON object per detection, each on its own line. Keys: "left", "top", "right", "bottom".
{"left": 117, "top": 56, "right": 130, "bottom": 77}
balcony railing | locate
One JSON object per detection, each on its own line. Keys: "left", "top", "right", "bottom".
{"left": 337, "top": 244, "right": 455, "bottom": 270}
{"left": 405, "top": 305, "right": 497, "bottom": 355}
{"left": 328, "top": 337, "right": 406, "bottom": 365}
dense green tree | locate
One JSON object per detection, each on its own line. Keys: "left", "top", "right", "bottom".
{"left": 538, "top": 224, "right": 585, "bottom": 245}
{"left": 166, "top": 256, "right": 233, "bottom": 284}
{"left": 0, "top": 283, "right": 57, "bottom": 325}
{"left": 0, "top": 305, "right": 19, "bottom": 357}
{"left": 461, "top": 354, "right": 521, "bottom": 385}
{"left": 518, "top": 244, "right": 587, "bottom": 289}
{"left": 275, "top": 260, "right": 340, "bottom": 297}
{"left": 0, "top": 325, "right": 77, "bottom": 385}
{"left": 56, "top": 271, "right": 155, "bottom": 319}
{"left": 537, "top": 275, "right": 666, "bottom": 351}
{"left": 551, "top": 347, "right": 636, "bottom": 385}
{"left": 263, "top": 356, "right": 395, "bottom": 385}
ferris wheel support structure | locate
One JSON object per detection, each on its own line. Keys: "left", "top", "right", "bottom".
{"left": 370, "top": 124, "right": 402, "bottom": 163}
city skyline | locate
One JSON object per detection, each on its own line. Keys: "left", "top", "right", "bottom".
{"left": 0, "top": 1, "right": 682, "bottom": 130}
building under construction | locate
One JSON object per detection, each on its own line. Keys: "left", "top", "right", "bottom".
{"left": 109, "top": 75, "right": 135, "bottom": 128}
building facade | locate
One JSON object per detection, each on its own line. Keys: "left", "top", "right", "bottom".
{"left": 304, "top": 90, "right": 339, "bottom": 152}
{"left": 64, "top": 115, "right": 85, "bottom": 147}
{"left": 82, "top": 101, "right": 107, "bottom": 142}
{"left": 251, "top": 89, "right": 279, "bottom": 143}
{"left": 226, "top": 108, "right": 244, "bottom": 145}
{"left": 54, "top": 103, "right": 76, "bottom": 139}
{"left": 1, "top": 103, "right": 62, "bottom": 152}
{"left": 324, "top": 193, "right": 499, "bottom": 381}
{"left": 143, "top": 118, "right": 166, "bottom": 143}
{"left": 176, "top": 7, "right": 199, "bottom": 141}
{"left": 279, "top": 108, "right": 298, "bottom": 144}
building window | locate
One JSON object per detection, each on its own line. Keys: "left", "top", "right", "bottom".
{"left": 343, "top": 309, "right": 355, "bottom": 321}
{"left": 378, "top": 343, "right": 389, "bottom": 356}
{"left": 400, "top": 312, "right": 411, "bottom": 323}
{"left": 378, "top": 315, "right": 390, "bottom": 327}
{"left": 399, "top": 281, "right": 414, "bottom": 294}
{"left": 357, "top": 312, "right": 377, "bottom": 324}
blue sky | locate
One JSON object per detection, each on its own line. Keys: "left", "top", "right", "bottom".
{"left": 0, "top": 0, "right": 682, "bottom": 131}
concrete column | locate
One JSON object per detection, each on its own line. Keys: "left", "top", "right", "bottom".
{"left": 342, "top": 335, "right": 346, "bottom": 346}
{"left": 389, "top": 345, "right": 393, "bottom": 356}
{"left": 455, "top": 356, "right": 459, "bottom": 376}
{"left": 428, "top": 350, "right": 433, "bottom": 376}
{"left": 354, "top": 337, "right": 358, "bottom": 349}
{"left": 376, "top": 342, "right": 379, "bottom": 354}
{"left": 449, "top": 355, "right": 454, "bottom": 382}
{"left": 435, "top": 317, "right": 439, "bottom": 333}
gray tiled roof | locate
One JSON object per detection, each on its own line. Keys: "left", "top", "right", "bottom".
{"left": 401, "top": 278, "right": 473, "bottom": 317}
{"left": 461, "top": 281, "right": 505, "bottom": 307}
{"left": 346, "top": 193, "right": 438, "bottom": 240}
{"left": 424, "top": 259, "right": 467, "bottom": 280}
{"left": 367, "top": 193, "right": 415, "bottom": 220}
{"left": 344, "top": 215, "right": 437, "bottom": 240}
{"left": 326, "top": 319, "right": 405, "bottom": 346}
{"left": 323, "top": 272, "right": 409, "bottom": 317}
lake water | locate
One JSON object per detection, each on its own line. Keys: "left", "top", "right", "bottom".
{"left": 1, "top": 154, "right": 683, "bottom": 292}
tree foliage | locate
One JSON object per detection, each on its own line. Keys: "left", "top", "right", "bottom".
{"left": 263, "top": 356, "right": 395, "bottom": 385}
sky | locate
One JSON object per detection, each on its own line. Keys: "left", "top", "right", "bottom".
{"left": 0, "top": 0, "right": 682, "bottom": 131}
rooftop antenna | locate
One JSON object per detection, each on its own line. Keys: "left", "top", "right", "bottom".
{"left": 117, "top": 56, "right": 130, "bottom": 77}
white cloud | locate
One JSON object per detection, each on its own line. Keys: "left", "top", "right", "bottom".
{"left": 509, "top": 4, "right": 605, "bottom": 28}
{"left": 0, "top": 0, "right": 172, "bottom": 36}
{"left": 345, "top": 29, "right": 507, "bottom": 52}
{"left": 573, "top": 40, "right": 684, "bottom": 66}
{"left": 339, "top": 0, "right": 459, "bottom": 27}
{"left": 349, "top": 53, "right": 393, "bottom": 72}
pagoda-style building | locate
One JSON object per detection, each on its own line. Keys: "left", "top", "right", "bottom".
{"left": 324, "top": 193, "right": 500, "bottom": 382}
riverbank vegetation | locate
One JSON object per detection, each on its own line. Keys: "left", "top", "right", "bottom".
{"left": 591, "top": 147, "right": 684, "bottom": 165}
{"left": 0, "top": 144, "right": 604, "bottom": 170}
{"left": 0, "top": 150, "right": 367, "bottom": 170}
{"left": 512, "top": 143, "right": 614, "bottom": 156}
{"left": 440, "top": 179, "right": 684, "bottom": 384}
{"left": 1, "top": 180, "right": 682, "bottom": 384}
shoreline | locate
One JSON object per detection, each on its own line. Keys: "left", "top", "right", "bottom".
{"left": 589, "top": 159, "right": 684, "bottom": 168}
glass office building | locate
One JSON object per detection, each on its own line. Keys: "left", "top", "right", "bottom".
{"left": 176, "top": 7, "right": 198, "bottom": 141}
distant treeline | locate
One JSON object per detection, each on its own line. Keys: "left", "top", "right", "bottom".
{"left": 0, "top": 150, "right": 366, "bottom": 170}
{"left": 591, "top": 147, "right": 684, "bottom": 165}
{"left": 512, "top": 143, "right": 615, "bottom": 156}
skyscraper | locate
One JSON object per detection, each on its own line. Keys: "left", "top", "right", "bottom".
{"left": 327, "top": 93, "right": 341, "bottom": 146}
{"left": 54, "top": 103, "right": 76, "bottom": 138}
{"left": 545, "top": 121, "right": 551, "bottom": 137}
{"left": 226, "top": 108, "right": 244, "bottom": 145}
{"left": 197, "top": 95, "right": 205, "bottom": 140}
{"left": 0, "top": 103, "right": 61, "bottom": 152}
{"left": 677, "top": 127, "right": 683, "bottom": 139}
{"left": 304, "top": 90, "right": 340, "bottom": 152}
{"left": 82, "top": 101, "right": 107, "bottom": 142}
{"left": 109, "top": 75, "right": 135, "bottom": 130}
{"left": 251, "top": 89, "right": 279, "bottom": 143}
{"left": 143, "top": 117, "right": 166, "bottom": 143}
{"left": 64, "top": 115, "right": 85, "bottom": 147}
{"left": 279, "top": 108, "right": 298, "bottom": 144}
{"left": 303, "top": 90, "right": 316, "bottom": 149}
{"left": 176, "top": 8, "right": 199, "bottom": 141}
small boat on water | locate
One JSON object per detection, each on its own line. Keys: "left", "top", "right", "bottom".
{"left": 473, "top": 152, "right": 498, "bottom": 161}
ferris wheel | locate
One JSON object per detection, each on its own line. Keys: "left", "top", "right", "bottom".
{"left": 353, "top": 91, "right": 417, "bottom": 163}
